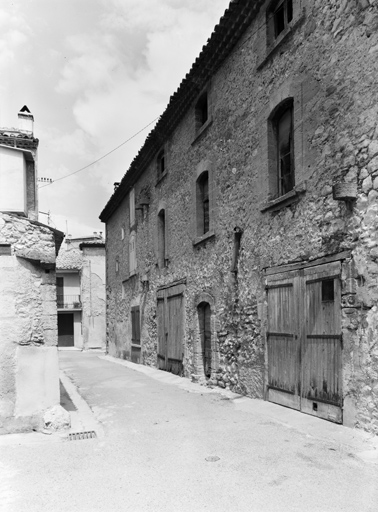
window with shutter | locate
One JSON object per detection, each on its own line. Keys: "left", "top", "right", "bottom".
{"left": 196, "top": 171, "right": 209, "bottom": 235}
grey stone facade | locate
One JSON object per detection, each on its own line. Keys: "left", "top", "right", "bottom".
{"left": 101, "top": 0, "right": 378, "bottom": 434}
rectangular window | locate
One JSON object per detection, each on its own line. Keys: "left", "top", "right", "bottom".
{"left": 131, "top": 306, "right": 140, "bottom": 345}
{"left": 129, "top": 188, "right": 135, "bottom": 227}
{"left": 272, "top": 0, "right": 293, "bottom": 39}
{"left": 121, "top": 227, "right": 125, "bottom": 240}
{"left": 197, "top": 172, "right": 209, "bottom": 235}
{"left": 157, "top": 149, "right": 166, "bottom": 180}
{"left": 195, "top": 91, "right": 209, "bottom": 132}
{"left": 0, "top": 244, "right": 11, "bottom": 256}
{"left": 322, "top": 279, "right": 335, "bottom": 302}
{"left": 158, "top": 209, "right": 167, "bottom": 268}
{"left": 129, "top": 231, "right": 136, "bottom": 274}
{"left": 276, "top": 104, "right": 294, "bottom": 196}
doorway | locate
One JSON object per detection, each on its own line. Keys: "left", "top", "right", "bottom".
{"left": 157, "top": 281, "right": 185, "bottom": 375}
{"left": 58, "top": 313, "right": 74, "bottom": 347}
{"left": 266, "top": 261, "right": 342, "bottom": 423}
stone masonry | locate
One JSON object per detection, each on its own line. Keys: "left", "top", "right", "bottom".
{"left": 0, "top": 213, "right": 63, "bottom": 433}
{"left": 101, "top": 0, "right": 378, "bottom": 434}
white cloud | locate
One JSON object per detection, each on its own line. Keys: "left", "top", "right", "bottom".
{"left": 2, "top": 0, "right": 231, "bottom": 234}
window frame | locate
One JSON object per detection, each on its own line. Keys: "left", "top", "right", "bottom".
{"left": 129, "top": 188, "right": 135, "bottom": 228}
{"left": 267, "top": 98, "right": 295, "bottom": 200}
{"left": 196, "top": 172, "right": 210, "bottom": 236}
{"left": 156, "top": 148, "right": 167, "bottom": 183}
{"left": 129, "top": 231, "right": 137, "bottom": 275}
{"left": 193, "top": 159, "right": 215, "bottom": 246}
{"left": 157, "top": 207, "right": 168, "bottom": 269}
{"left": 192, "top": 88, "right": 212, "bottom": 144}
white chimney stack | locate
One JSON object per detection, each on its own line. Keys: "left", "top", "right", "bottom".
{"left": 18, "top": 105, "right": 34, "bottom": 135}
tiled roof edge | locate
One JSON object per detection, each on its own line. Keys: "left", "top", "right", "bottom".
{"left": 99, "top": 0, "right": 262, "bottom": 223}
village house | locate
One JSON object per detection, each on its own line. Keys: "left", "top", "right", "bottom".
{"left": 0, "top": 107, "right": 64, "bottom": 433}
{"left": 100, "top": 0, "right": 378, "bottom": 434}
{"left": 56, "top": 233, "right": 106, "bottom": 350}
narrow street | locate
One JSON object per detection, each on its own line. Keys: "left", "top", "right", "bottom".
{"left": 1, "top": 351, "right": 378, "bottom": 512}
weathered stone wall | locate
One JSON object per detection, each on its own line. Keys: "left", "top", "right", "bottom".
{"left": 0, "top": 213, "right": 61, "bottom": 433}
{"left": 105, "top": 0, "right": 378, "bottom": 433}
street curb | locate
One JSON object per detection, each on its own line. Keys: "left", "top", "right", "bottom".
{"left": 99, "top": 354, "right": 240, "bottom": 399}
{"left": 59, "top": 370, "right": 105, "bottom": 440}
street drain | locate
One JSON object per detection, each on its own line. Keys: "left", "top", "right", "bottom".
{"left": 68, "top": 431, "right": 97, "bottom": 441}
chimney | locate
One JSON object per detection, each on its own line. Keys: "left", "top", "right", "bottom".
{"left": 18, "top": 105, "right": 34, "bottom": 135}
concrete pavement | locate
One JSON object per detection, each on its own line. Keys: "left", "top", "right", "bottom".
{"left": 1, "top": 350, "right": 378, "bottom": 512}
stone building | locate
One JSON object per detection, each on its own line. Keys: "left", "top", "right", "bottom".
{"left": 0, "top": 107, "right": 64, "bottom": 433}
{"left": 100, "top": 0, "right": 378, "bottom": 434}
{"left": 56, "top": 233, "right": 106, "bottom": 350}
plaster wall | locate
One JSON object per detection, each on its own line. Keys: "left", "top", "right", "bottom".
{"left": 0, "top": 147, "right": 26, "bottom": 214}
{"left": 59, "top": 272, "right": 80, "bottom": 296}
{"left": 104, "top": 0, "right": 378, "bottom": 433}
{"left": 81, "top": 248, "right": 106, "bottom": 349}
{"left": 74, "top": 311, "right": 83, "bottom": 348}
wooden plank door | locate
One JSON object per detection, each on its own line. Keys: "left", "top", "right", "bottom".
{"left": 166, "top": 294, "right": 184, "bottom": 375}
{"left": 157, "top": 298, "right": 167, "bottom": 370}
{"left": 266, "top": 271, "right": 301, "bottom": 410}
{"left": 301, "top": 263, "right": 342, "bottom": 423}
{"left": 156, "top": 282, "right": 185, "bottom": 375}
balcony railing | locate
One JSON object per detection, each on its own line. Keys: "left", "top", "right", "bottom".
{"left": 57, "top": 295, "right": 82, "bottom": 309}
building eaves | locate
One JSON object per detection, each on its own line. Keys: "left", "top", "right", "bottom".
{"left": 99, "top": 0, "right": 263, "bottom": 223}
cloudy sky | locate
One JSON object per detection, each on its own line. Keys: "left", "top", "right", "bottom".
{"left": 0, "top": 0, "right": 230, "bottom": 237}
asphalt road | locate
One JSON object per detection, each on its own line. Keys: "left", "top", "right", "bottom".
{"left": 1, "top": 350, "right": 378, "bottom": 512}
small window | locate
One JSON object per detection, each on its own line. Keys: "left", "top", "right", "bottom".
{"left": 196, "top": 172, "right": 209, "bottom": 236}
{"left": 157, "top": 149, "right": 165, "bottom": 180}
{"left": 271, "top": 0, "right": 293, "bottom": 39}
{"left": 121, "top": 227, "right": 125, "bottom": 240}
{"left": 158, "top": 209, "right": 167, "bottom": 268}
{"left": 0, "top": 244, "right": 11, "bottom": 256}
{"left": 115, "top": 259, "right": 119, "bottom": 273}
{"left": 322, "top": 279, "right": 334, "bottom": 302}
{"left": 129, "top": 188, "right": 135, "bottom": 227}
{"left": 195, "top": 92, "right": 208, "bottom": 131}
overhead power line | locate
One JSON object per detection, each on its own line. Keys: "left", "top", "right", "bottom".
{"left": 38, "top": 116, "right": 160, "bottom": 189}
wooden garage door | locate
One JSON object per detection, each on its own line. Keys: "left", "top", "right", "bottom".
{"left": 266, "top": 262, "right": 342, "bottom": 423}
{"left": 157, "top": 282, "right": 185, "bottom": 376}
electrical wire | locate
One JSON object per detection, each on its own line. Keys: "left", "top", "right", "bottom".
{"left": 38, "top": 116, "right": 160, "bottom": 189}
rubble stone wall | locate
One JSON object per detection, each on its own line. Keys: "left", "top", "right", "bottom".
{"left": 105, "top": 0, "right": 378, "bottom": 433}
{"left": 0, "top": 212, "right": 60, "bottom": 433}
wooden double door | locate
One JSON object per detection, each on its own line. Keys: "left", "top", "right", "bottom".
{"left": 157, "top": 282, "right": 185, "bottom": 376}
{"left": 266, "top": 262, "right": 342, "bottom": 423}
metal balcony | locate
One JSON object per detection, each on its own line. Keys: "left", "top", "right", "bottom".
{"left": 57, "top": 295, "right": 82, "bottom": 309}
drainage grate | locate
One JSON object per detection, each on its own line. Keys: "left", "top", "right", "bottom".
{"left": 68, "top": 431, "right": 97, "bottom": 441}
